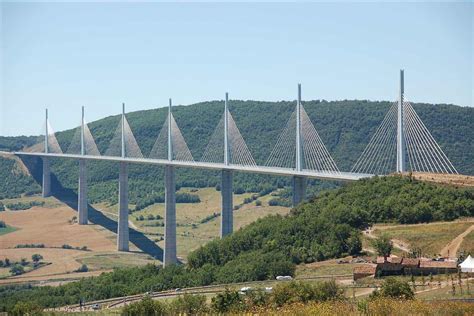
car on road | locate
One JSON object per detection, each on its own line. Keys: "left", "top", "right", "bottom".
{"left": 239, "top": 286, "right": 252, "bottom": 294}
{"left": 91, "top": 304, "right": 100, "bottom": 310}
{"left": 276, "top": 275, "right": 293, "bottom": 281}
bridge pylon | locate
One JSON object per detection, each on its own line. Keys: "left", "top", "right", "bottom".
{"left": 78, "top": 106, "right": 88, "bottom": 225}
{"left": 42, "top": 109, "right": 51, "bottom": 197}
{"left": 292, "top": 84, "right": 306, "bottom": 206}
{"left": 117, "top": 103, "right": 130, "bottom": 252}
{"left": 221, "top": 93, "right": 233, "bottom": 238}
{"left": 397, "top": 69, "right": 406, "bottom": 173}
{"left": 164, "top": 99, "right": 178, "bottom": 266}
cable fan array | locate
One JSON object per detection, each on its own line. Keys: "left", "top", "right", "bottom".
{"left": 28, "top": 97, "right": 457, "bottom": 176}
{"left": 66, "top": 122, "right": 100, "bottom": 156}
{"left": 201, "top": 110, "right": 256, "bottom": 166}
{"left": 265, "top": 104, "right": 340, "bottom": 173}
{"left": 149, "top": 113, "right": 194, "bottom": 162}
{"left": 403, "top": 100, "right": 457, "bottom": 174}
{"left": 352, "top": 98, "right": 457, "bottom": 175}
{"left": 351, "top": 103, "right": 398, "bottom": 175}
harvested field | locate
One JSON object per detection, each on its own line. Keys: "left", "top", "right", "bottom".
{"left": 0, "top": 204, "right": 155, "bottom": 284}
{"left": 405, "top": 172, "right": 474, "bottom": 187}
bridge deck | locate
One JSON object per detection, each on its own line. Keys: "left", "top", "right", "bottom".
{"left": 9, "top": 151, "right": 372, "bottom": 181}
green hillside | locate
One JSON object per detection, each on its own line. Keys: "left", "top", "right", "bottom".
{"left": 0, "top": 100, "right": 472, "bottom": 202}
{"left": 1, "top": 176, "right": 473, "bottom": 312}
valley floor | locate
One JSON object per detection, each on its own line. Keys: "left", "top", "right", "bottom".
{"left": 0, "top": 188, "right": 290, "bottom": 285}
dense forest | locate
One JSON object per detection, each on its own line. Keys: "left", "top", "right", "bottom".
{"left": 1, "top": 176, "right": 473, "bottom": 312}
{"left": 0, "top": 99, "right": 472, "bottom": 203}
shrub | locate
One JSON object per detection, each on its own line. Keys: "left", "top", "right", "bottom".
{"left": 370, "top": 277, "right": 414, "bottom": 300}
{"left": 10, "top": 301, "right": 43, "bottom": 316}
{"left": 15, "top": 243, "right": 45, "bottom": 248}
{"left": 0, "top": 202, "right": 4, "bottom": 211}
{"left": 75, "top": 264, "right": 89, "bottom": 273}
{"left": 371, "top": 234, "right": 393, "bottom": 258}
{"left": 6, "top": 201, "right": 44, "bottom": 211}
{"left": 62, "top": 244, "right": 73, "bottom": 249}
{"left": 122, "top": 297, "right": 166, "bottom": 316}
{"left": 268, "top": 198, "right": 291, "bottom": 207}
{"left": 32, "top": 254, "right": 43, "bottom": 263}
{"left": 211, "top": 289, "right": 244, "bottom": 313}
{"left": 10, "top": 264, "right": 25, "bottom": 276}
{"left": 0, "top": 220, "right": 6, "bottom": 228}
{"left": 255, "top": 200, "right": 262, "bottom": 206}
{"left": 272, "top": 280, "right": 343, "bottom": 307}
{"left": 200, "top": 212, "right": 220, "bottom": 224}
{"left": 167, "top": 294, "right": 208, "bottom": 314}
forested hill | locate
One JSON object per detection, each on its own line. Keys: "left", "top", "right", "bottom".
{"left": 0, "top": 99, "right": 473, "bottom": 202}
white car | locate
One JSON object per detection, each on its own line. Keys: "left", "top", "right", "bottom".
{"left": 239, "top": 286, "right": 252, "bottom": 294}
{"left": 276, "top": 275, "right": 293, "bottom": 281}
{"left": 91, "top": 304, "right": 100, "bottom": 310}
{"left": 264, "top": 287, "right": 273, "bottom": 293}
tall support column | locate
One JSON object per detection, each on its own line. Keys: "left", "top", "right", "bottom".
{"left": 220, "top": 93, "right": 233, "bottom": 238}
{"left": 164, "top": 165, "right": 177, "bottom": 266}
{"left": 397, "top": 69, "right": 406, "bottom": 173}
{"left": 117, "top": 162, "right": 129, "bottom": 251}
{"left": 296, "top": 84, "right": 303, "bottom": 172}
{"left": 220, "top": 170, "right": 233, "bottom": 237}
{"left": 163, "top": 99, "right": 177, "bottom": 266}
{"left": 292, "top": 176, "right": 306, "bottom": 207}
{"left": 42, "top": 158, "right": 51, "bottom": 198}
{"left": 78, "top": 159, "right": 88, "bottom": 224}
{"left": 42, "top": 108, "right": 51, "bottom": 198}
{"left": 293, "top": 84, "right": 306, "bottom": 206}
{"left": 78, "top": 106, "right": 88, "bottom": 225}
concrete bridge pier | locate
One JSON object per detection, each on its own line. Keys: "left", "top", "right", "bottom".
{"left": 164, "top": 165, "right": 177, "bottom": 266}
{"left": 117, "top": 162, "right": 129, "bottom": 251}
{"left": 220, "top": 170, "right": 233, "bottom": 237}
{"left": 42, "top": 158, "right": 51, "bottom": 198}
{"left": 292, "top": 176, "right": 306, "bottom": 207}
{"left": 78, "top": 159, "right": 88, "bottom": 225}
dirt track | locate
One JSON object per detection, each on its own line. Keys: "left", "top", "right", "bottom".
{"left": 439, "top": 224, "right": 474, "bottom": 258}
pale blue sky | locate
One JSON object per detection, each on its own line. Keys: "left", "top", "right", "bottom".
{"left": 1, "top": 1, "right": 472, "bottom": 136}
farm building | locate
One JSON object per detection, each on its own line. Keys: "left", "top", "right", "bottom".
{"left": 353, "top": 256, "right": 459, "bottom": 279}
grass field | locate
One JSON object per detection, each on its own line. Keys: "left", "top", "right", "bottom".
{"left": 77, "top": 252, "right": 159, "bottom": 270}
{"left": 1, "top": 196, "right": 64, "bottom": 209}
{"left": 372, "top": 220, "right": 474, "bottom": 257}
{"left": 416, "top": 279, "right": 474, "bottom": 300}
{"left": 458, "top": 230, "right": 474, "bottom": 256}
{"left": 0, "top": 225, "right": 18, "bottom": 236}
{"left": 296, "top": 260, "right": 356, "bottom": 278}
{"left": 94, "top": 187, "right": 290, "bottom": 260}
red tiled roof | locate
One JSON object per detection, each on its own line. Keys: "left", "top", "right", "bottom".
{"left": 419, "top": 261, "right": 457, "bottom": 269}
{"left": 353, "top": 264, "right": 377, "bottom": 274}
{"left": 376, "top": 256, "right": 401, "bottom": 264}
{"left": 391, "top": 257, "right": 402, "bottom": 264}
{"left": 401, "top": 258, "right": 420, "bottom": 266}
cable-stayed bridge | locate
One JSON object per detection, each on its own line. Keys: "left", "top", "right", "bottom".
{"left": 8, "top": 70, "right": 457, "bottom": 266}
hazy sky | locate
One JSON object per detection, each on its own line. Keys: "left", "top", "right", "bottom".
{"left": 1, "top": 1, "right": 472, "bottom": 136}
